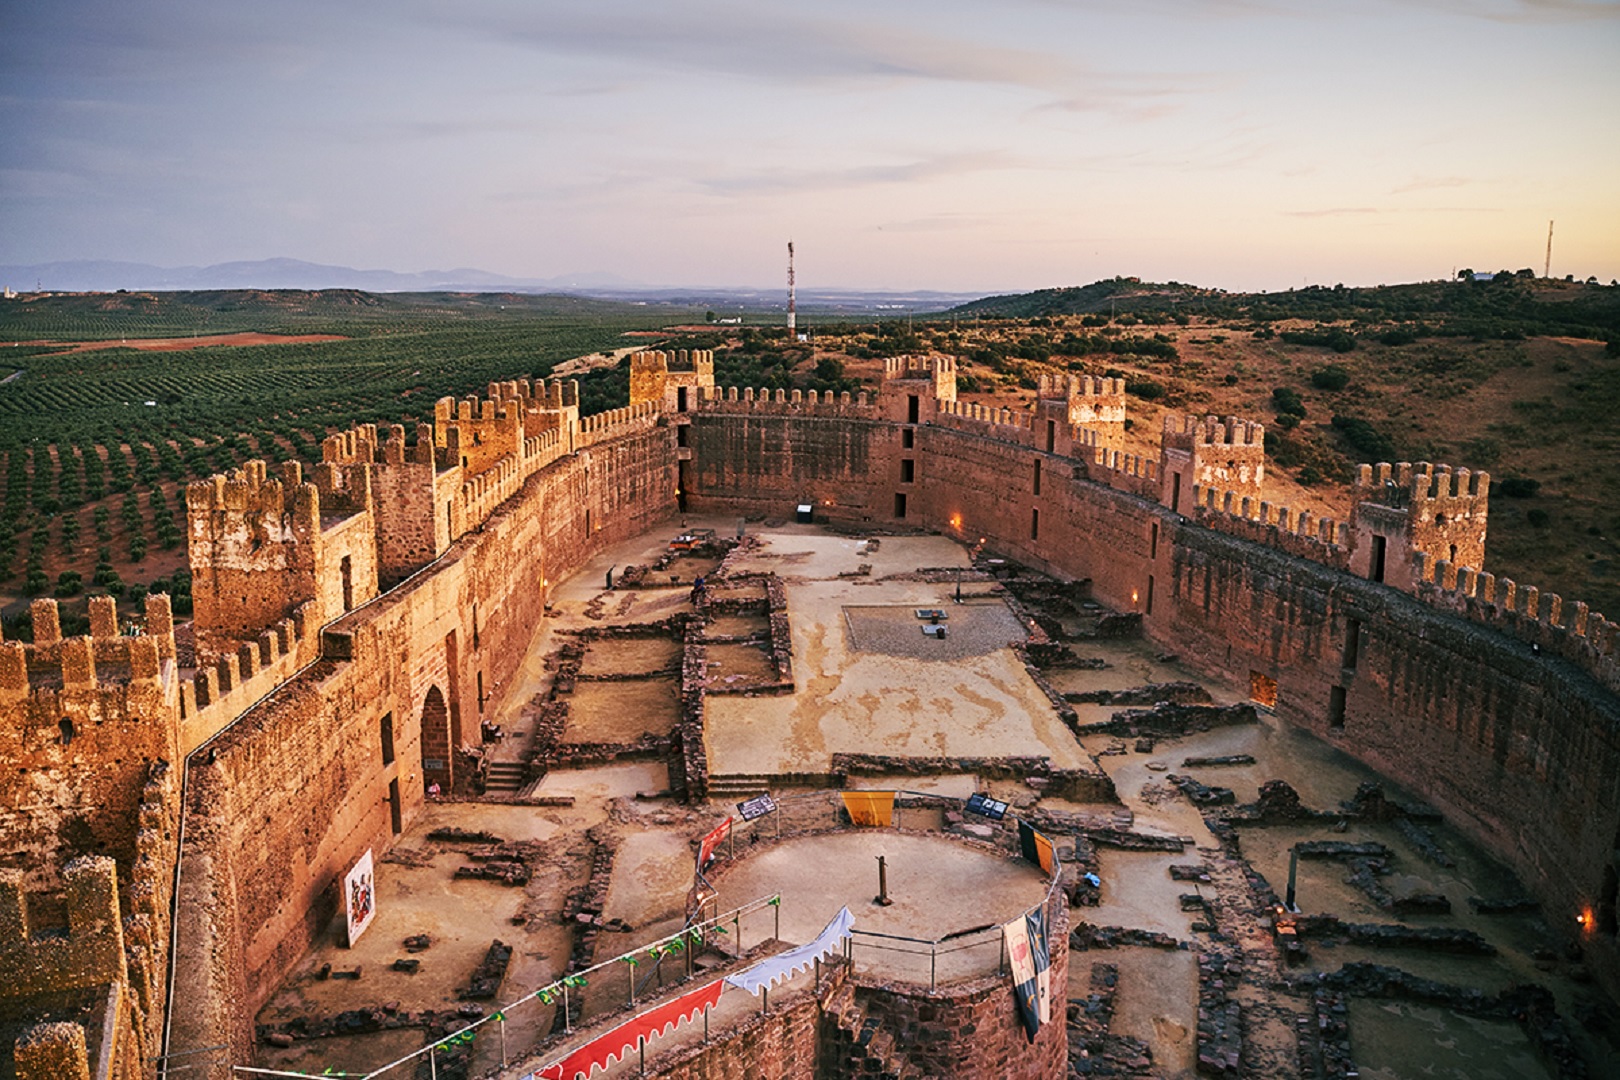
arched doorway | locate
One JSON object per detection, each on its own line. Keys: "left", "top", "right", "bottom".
{"left": 420, "top": 686, "right": 451, "bottom": 795}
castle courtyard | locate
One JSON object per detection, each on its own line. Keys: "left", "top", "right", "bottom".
{"left": 247, "top": 522, "right": 1614, "bottom": 1080}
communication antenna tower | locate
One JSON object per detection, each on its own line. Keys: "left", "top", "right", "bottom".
{"left": 787, "top": 241, "right": 797, "bottom": 336}
{"left": 1544, "top": 220, "right": 1554, "bottom": 279}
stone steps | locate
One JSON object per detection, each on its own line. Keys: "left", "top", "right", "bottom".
{"left": 484, "top": 761, "right": 528, "bottom": 792}
{"left": 705, "top": 773, "right": 773, "bottom": 798}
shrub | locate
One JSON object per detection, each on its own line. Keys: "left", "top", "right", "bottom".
{"left": 1526, "top": 508, "right": 1550, "bottom": 528}
{"left": 1272, "top": 387, "right": 1306, "bottom": 417}
{"left": 1331, "top": 414, "right": 1396, "bottom": 461}
{"left": 1275, "top": 413, "right": 1301, "bottom": 431}
{"left": 1281, "top": 327, "right": 1357, "bottom": 353}
{"left": 54, "top": 570, "right": 83, "bottom": 597}
{"left": 1125, "top": 379, "right": 1165, "bottom": 400}
{"left": 1495, "top": 476, "right": 1540, "bottom": 498}
{"left": 1310, "top": 365, "right": 1351, "bottom": 391}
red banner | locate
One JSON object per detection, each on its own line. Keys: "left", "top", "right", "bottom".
{"left": 698, "top": 816, "right": 732, "bottom": 870}
{"left": 537, "top": 979, "right": 724, "bottom": 1080}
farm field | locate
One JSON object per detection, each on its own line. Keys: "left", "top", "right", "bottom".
{"left": 0, "top": 290, "right": 705, "bottom": 637}
{"left": 2, "top": 276, "right": 1617, "bottom": 637}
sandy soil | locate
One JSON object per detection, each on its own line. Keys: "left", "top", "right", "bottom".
{"left": 16, "top": 332, "right": 346, "bottom": 354}
{"left": 584, "top": 637, "right": 682, "bottom": 675}
{"left": 564, "top": 681, "right": 680, "bottom": 741}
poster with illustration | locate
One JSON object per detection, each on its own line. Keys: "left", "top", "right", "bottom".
{"left": 344, "top": 848, "right": 377, "bottom": 947}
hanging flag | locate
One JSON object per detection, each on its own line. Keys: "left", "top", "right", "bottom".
{"left": 724, "top": 906, "right": 854, "bottom": 996}
{"left": 840, "top": 791, "right": 895, "bottom": 827}
{"left": 1017, "top": 819, "right": 1055, "bottom": 875}
{"left": 537, "top": 978, "right": 724, "bottom": 1080}
{"left": 1003, "top": 904, "right": 1051, "bottom": 1043}
{"left": 697, "top": 817, "right": 733, "bottom": 870}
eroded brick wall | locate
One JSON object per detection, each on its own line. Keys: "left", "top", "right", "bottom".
{"left": 685, "top": 413, "right": 881, "bottom": 521}
{"left": 685, "top": 402, "right": 1620, "bottom": 1005}
{"left": 170, "top": 425, "right": 679, "bottom": 1062}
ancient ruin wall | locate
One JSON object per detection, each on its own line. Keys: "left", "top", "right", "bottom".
{"left": 170, "top": 424, "right": 679, "bottom": 1061}
{"left": 0, "top": 597, "right": 179, "bottom": 893}
{"left": 1160, "top": 521, "right": 1620, "bottom": 981}
{"left": 685, "top": 397, "right": 884, "bottom": 520}
{"left": 683, "top": 405, "right": 1620, "bottom": 1003}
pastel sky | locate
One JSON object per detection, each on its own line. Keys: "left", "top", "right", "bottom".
{"left": 2, "top": 0, "right": 1617, "bottom": 292}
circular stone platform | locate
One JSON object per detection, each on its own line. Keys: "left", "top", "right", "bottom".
{"left": 710, "top": 830, "right": 1051, "bottom": 986}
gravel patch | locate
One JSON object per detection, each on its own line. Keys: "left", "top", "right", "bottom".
{"left": 842, "top": 600, "right": 1028, "bottom": 660}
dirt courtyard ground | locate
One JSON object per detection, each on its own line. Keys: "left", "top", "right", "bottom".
{"left": 703, "top": 530, "right": 1090, "bottom": 777}
{"left": 250, "top": 519, "right": 1618, "bottom": 1080}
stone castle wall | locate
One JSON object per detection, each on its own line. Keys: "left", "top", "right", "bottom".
{"left": 681, "top": 382, "right": 1620, "bottom": 1006}
{"left": 168, "top": 422, "right": 679, "bottom": 1062}
{"left": 5, "top": 351, "right": 1619, "bottom": 1075}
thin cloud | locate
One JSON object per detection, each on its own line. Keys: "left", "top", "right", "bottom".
{"left": 1392, "top": 0, "right": 1620, "bottom": 21}
{"left": 1041, "top": 72, "right": 1228, "bottom": 119}
{"left": 873, "top": 213, "right": 993, "bottom": 233}
{"left": 1285, "top": 207, "right": 1383, "bottom": 217}
{"left": 696, "top": 152, "right": 1017, "bottom": 196}
{"left": 1286, "top": 204, "right": 1503, "bottom": 217}
{"left": 1392, "top": 176, "right": 1471, "bottom": 194}
{"left": 434, "top": 4, "right": 1069, "bottom": 91}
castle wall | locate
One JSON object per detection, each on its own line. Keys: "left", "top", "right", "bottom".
{"left": 369, "top": 456, "right": 439, "bottom": 585}
{"left": 0, "top": 621, "right": 178, "bottom": 893}
{"left": 685, "top": 400, "right": 884, "bottom": 521}
{"left": 170, "top": 423, "right": 680, "bottom": 1061}
{"left": 186, "top": 464, "right": 319, "bottom": 663}
{"left": 683, "top": 403, "right": 1620, "bottom": 1003}
{"left": 1157, "top": 521, "right": 1620, "bottom": 995}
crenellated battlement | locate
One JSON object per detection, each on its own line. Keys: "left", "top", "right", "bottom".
{"left": 1159, "top": 413, "right": 1266, "bottom": 513}
{"left": 0, "top": 594, "right": 175, "bottom": 705}
{"left": 186, "top": 458, "right": 316, "bottom": 525}
{"left": 1190, "top": 485, "right": 1350, "bottom": 568}
{"left": 934, "top": 398, "right": 1036, "bottom": 443}
{"left": 1355, "top": 461, "right": 1491, "bottom": 504}
{"left": 1411, "top": 553, "right": 1619, "bottom": 695}
{"left": 180, "top": 599, "right": 320, "bottom": 749}
{"left": 692, "top": 385, "right": 880, "bottom": 419}
{"left": 1036, "top": 372, "right": 1126, "bottom": 401}
{"left": 880, "top": 354, "right": 958, "bottom": 414}
{"left": 1035, "top": 373, "right": 1127, "bottom": 454}
{"left": 1349, "top": 460, "right": 1489, "bottom": 589}
{"left": 882, "top": 354, "right": 956, "bottom": 380}
{"left": 578, "top": 398, "right": 661, "bottom": 447}
{"left": 0, "top": 855, "right": 126, "bottom": 993}
{"left": 1163, "top": 413, "right": 1266, "bottom": 449}
{"left": 629, "top": 349, "right": 716, "bottom": 411}
{"left": 1082, "top": 438, "right": 1160, "bottom": 500}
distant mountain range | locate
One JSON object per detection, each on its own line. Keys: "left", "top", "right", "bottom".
{"left": 0, "top": 258, "right": 984, "bottom": 312}
{"left": 0, "top": 257, "right": 643, "bottom": 294}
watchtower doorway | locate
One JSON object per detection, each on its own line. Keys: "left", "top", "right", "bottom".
{"left": 420, "top": 685, "right": 451, "bottom": 795}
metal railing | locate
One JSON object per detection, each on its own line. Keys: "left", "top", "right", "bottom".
{"left": 231, "top": 894, "right": 781, "bottom": 1080}
{"left": 701, "top": 788, "right": 1066, "bottom": 992}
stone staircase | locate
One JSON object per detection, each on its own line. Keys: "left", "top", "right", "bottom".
{"left": 705, "top": 772, "right": 773, "bottom": 799}
{"left": 483, "top": 760, "right": 529, "bottom": 794}
{"left": 823, "top": 991, "right": 921, "bottom": 1080}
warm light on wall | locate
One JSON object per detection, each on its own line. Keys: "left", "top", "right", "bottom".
{"left": 949, "top": 514, "right": 962, "bottom": 530}
{"left": 1577, "top": 909, "right": 1594, "bottom": 931}
{"left": 1131, "top": 589, "right": 1140, "bottom": 607}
